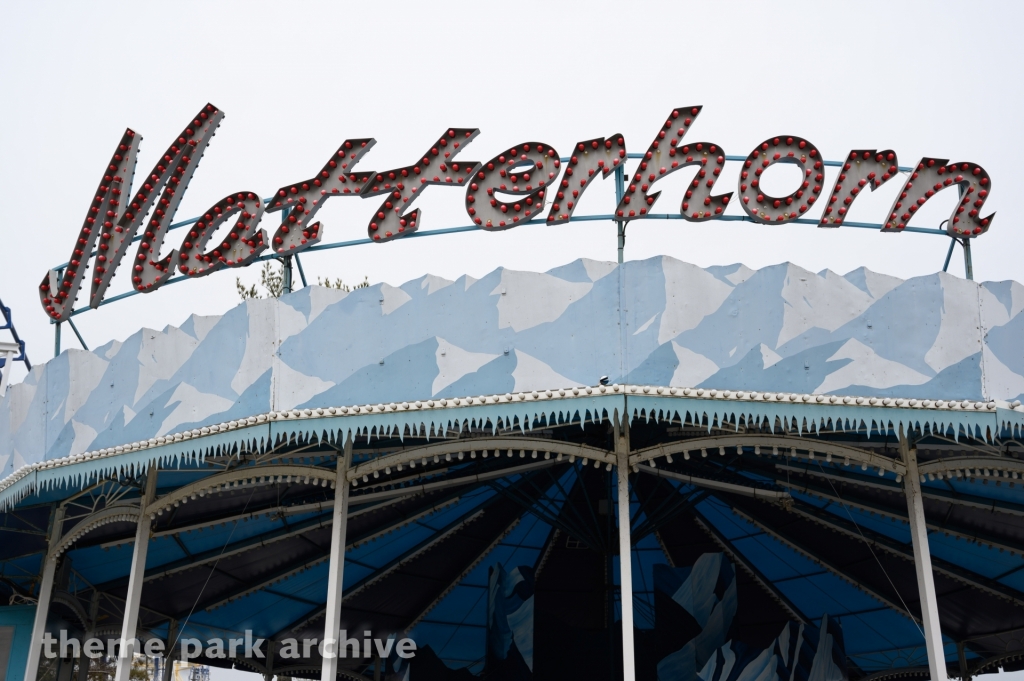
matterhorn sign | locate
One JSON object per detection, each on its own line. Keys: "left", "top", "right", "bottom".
{"left": 40, "top": 103, "right": 995, "bottom": 322}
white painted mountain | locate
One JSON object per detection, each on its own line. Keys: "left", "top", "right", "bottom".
{"left": 2, "top": 257, "right": 1021, "bottom": 473}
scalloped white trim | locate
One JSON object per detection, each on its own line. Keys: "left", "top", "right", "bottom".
{"left": 0, "top": 383, "right": 1014, "bottom": 501}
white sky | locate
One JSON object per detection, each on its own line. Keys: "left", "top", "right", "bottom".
{"left": 1, "top": 0, "right": 1022, "bottom": 389}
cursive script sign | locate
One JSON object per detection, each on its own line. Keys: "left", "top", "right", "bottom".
{"left": 40, "top": 104, "right": 995, "bottom": 322}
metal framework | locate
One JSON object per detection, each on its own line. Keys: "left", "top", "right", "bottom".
{"left": 0, "top": 297, "right": 31, "bottom": 395}
{"left": 5, "top": 389, "right": 1023, "bottom": 681}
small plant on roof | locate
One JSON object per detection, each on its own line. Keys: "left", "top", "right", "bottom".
{"left": 236, "top": 262, "right": 283, "bottom": 300}
{"left": 237, "top": 262, "right": 368, "bottom": 300}
{"left": 317, "top": 276, "right": 369, "bottom": 292}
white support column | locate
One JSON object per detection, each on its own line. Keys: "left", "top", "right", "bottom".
{"left": 614, "top": 412, "right": 636, "bottom": 681}
{"left": 321, "top": 434, "right": 353, "bottom": 681}
{"left": 0, "top": 345, "right": 16, "bottom": 397}
{"left": 901, "top": 430, "right": 948, "bottom": 681}
{"left": 25, "top": 505, "right": 65, "bottom": 681}
{"left": 113, "top": 470, "right": 158, "bottom": 681}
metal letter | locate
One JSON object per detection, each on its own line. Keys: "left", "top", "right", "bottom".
{"left": 466, "top": 142, "right": 560, "bottom": 230}
{"left": 40, "top": 104, "right": 227, "bottom": 318}
{"left": 112, "top": 104, "right": 225, "bottom": 296}
{"left": 820, "top": 150, "right": 900, "bottom": 227}
{"left": 614, "top": 107, "right": 732, "bottom": 223}
{"left": 737, "top": 135, "right": 823, "bottom": 224}
{"left": 882, "top": 159, "right": 994, "bottom": 238}
{"left": 176, "top": 192, "right": 267, "bottom": 277}
{"left": 363, "top": 129, "right": 480, "bottom": 242}
{"left": 39, "top": 130, "right": 141, "bottom": 322}
{"left": 546, "top": 135, "right": 626, "bottom": 224}
{"left": 267, "top": 139, "right": 376, "bottom": 254}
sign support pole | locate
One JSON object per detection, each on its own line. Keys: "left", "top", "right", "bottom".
{"left": 282, "top": 256, "right": 293, "bottom": 295}
{"left": 321, "top": 434, "right": 353, "bottom": 681}
{"left": 962, "top": 239, "right": 973, "bottom": 281}
{"left": 114, "top": 471, "right": 158, "bottom": 681}
{"left": 54, "top": 322, "right": 61, "bottom": 358}
{"left": 66, "top": 319, "right": 88, "bottom": 351}
{"left": 900, "top": 428, "right": 948, "bottom": 681}
{"left": 615, "top": 166, "right": 625, "bottom": 264}
{"left": 614, "top": 413, "right": 635, "bottom": 681}
{"left": 942, "top": 239, "right": 956, "bottom": 273}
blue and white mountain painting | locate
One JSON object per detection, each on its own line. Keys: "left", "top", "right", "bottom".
{"left": 655, "top": 554, "right": 738, "bottom": 681}
{"left": 655, "top": 554, "right": 847, "bottom": 681}
{"left": 487, "top": 563, "right": 535, "bottom": 679}
{"left": 2, "top": 256, "right": 1023, "bottom": 475}
{"left": 698, "top": 617, "right": 847, "bottom": 681}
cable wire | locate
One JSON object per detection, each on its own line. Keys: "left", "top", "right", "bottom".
{"left": 169, "top": 486, "right": 260, "bottom": 655}
{"left": 815, "top": 461, "right": 926, "bottom": 641}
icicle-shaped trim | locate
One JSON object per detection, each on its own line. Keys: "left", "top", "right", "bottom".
{"left": 626, "top": 391, "right": 1013, "bottom": 442}
{"left": 1, "top": 383, "right": 1020, "bottom": 511}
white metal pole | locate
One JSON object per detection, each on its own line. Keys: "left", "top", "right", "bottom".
{"left": 614, "top": 413, "right": 636, "bottom": 681}
{"left": 25, "top": 506, "right": 65, "bottom": 681}
{"left": 113, "top": 471, "right": 158, "bottom": 681}
{"left": 0, "top": 349, "right": 14, "bottom": 397}
{"left": 321, "top": 434, "right": 353, "bottom": 681}
{"left": 901, "top": 431, "right": 948, "bottom": 681}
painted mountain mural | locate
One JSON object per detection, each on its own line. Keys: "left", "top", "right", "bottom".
{"left": 3, "top": 256, "right": 1022, "bottom": 477}
{"left": 654, "top": 555, "right": 847, "bottom": 681}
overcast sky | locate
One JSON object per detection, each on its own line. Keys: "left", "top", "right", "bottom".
{"left": 2, "top": 0, "right": 1022, "bottom": 392}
